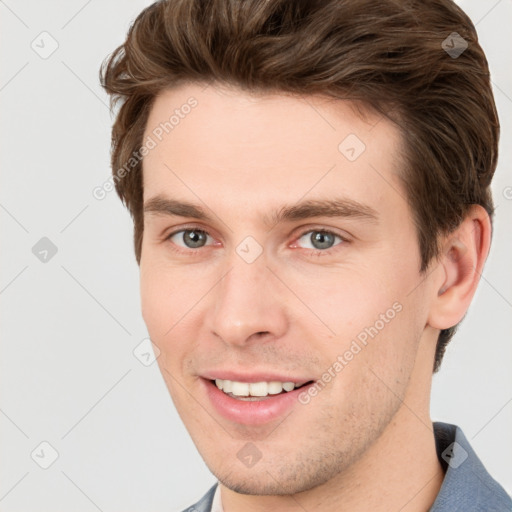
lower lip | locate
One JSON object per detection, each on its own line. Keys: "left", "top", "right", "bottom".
{"left": 202, "top": 378, "right": 311, "bottom": 426}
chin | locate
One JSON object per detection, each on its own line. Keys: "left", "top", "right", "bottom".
{"left": 210, "top": 460, "right": 336, "bottom": 497}
{"left": 219, "top": 476, "right": 305, "bottom": 496}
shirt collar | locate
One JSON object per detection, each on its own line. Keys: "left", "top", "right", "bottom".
{"left": 429, "top": 421, "right": 511, "bottom": 511}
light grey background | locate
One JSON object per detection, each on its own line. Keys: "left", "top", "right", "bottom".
{"left": 0, "top": 1, "right": 510, "bottom": 510}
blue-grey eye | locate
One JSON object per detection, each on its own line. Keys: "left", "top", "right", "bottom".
{"left": 170, "top": 229, "right": 210, "bottom": 249}
{"left": 297, "top": 230, "right": 341, "bottom": 250}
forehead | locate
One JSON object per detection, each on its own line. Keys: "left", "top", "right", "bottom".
{"left": 142, "top": 83, "right": 405, "bottom": 216}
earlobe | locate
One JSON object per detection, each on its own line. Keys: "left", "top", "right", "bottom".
{"left": 428, "top": 206, "right": 491, "bottom": 330}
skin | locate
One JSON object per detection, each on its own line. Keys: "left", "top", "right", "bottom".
{"left": 139, "top": 82, "right": 490, "bottom": 511}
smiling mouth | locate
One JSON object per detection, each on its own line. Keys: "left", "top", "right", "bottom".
{"left": 212, "top": 379, "right": 313, "bottom": 401}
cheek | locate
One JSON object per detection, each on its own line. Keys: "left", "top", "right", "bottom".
{"left": 139, "top": 258, "right": 190, "bottom": 342}
{"left": 286, "top": 263, "right": 402, "bottom": 340}
{"left": 140, "top": 257, "right": 215, "bottom": 378}
{"left": 290, "top": 261, "right": 423, "bottom": 379}
{"left": 140, "top": 265, "right": 168, "bottom": 337}
{"left": 140, "top": 265, "right": 192, "bottom": 401}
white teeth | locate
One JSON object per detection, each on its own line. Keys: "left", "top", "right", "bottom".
{"left": 249, "top": 382, "right": 268, "bottom": 397}
{"left": 231, "top": 381, "right": 250, "bottom": 396}
{"left": 267, "top": 381, "right": 284, "bottom": 395}
{"left": 282, "top": 382, "right": 295, "bottom": 392}
{"left": 214, "top": 379, "right": 304, "bottom": 397}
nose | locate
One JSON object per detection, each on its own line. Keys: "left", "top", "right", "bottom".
{"left": 205, "top": 256, "right": 289, "bottom": 347}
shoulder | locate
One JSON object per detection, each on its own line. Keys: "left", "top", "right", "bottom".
{"left": 431, "top": 422, "right": 512, "bottom": 511}
{"left": 179, "top": 483, "right": 217, "bottom": 512}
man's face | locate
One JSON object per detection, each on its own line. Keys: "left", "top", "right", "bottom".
{"left": 140, "top": 83, "right": 436, "bottom": 495}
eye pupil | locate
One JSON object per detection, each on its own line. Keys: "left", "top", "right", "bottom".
{"left": 184, "top": 230, "right": 207, "bottom": 248}
{"left": 311, "top": 231, "right": 335, "bottom": 250}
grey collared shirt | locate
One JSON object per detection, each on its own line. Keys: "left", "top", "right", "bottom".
{"left": 182, "top": 422, "right": 512, "bottom": 512}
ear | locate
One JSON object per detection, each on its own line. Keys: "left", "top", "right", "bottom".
{"left": 427, "top": 205, "right": 492, "bottom": 330}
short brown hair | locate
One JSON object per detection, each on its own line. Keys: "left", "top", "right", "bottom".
{"left": 100, "top": 0, "right": 499, "bottom": 372}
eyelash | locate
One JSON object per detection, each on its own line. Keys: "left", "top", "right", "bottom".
{"left": 164, "top": 225, "right": 349, "bottom": 256}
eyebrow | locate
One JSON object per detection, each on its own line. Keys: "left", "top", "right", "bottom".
{"left": 143, "top": 195, "right": 379, "bottom": 227}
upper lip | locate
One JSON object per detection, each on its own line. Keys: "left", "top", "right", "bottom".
{"left": 201, "top": 370, "right": 314, "bottom": 385}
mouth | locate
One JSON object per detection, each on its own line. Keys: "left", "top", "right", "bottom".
{"left": 212, "top": 378, "right": 313, "bottom": 401}
{"left": 201, "top": 376, "right": 316, "bottom": 425}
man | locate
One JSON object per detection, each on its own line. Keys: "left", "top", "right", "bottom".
{"left": 100, "top": 0, "right": 511, "bottom": 510}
